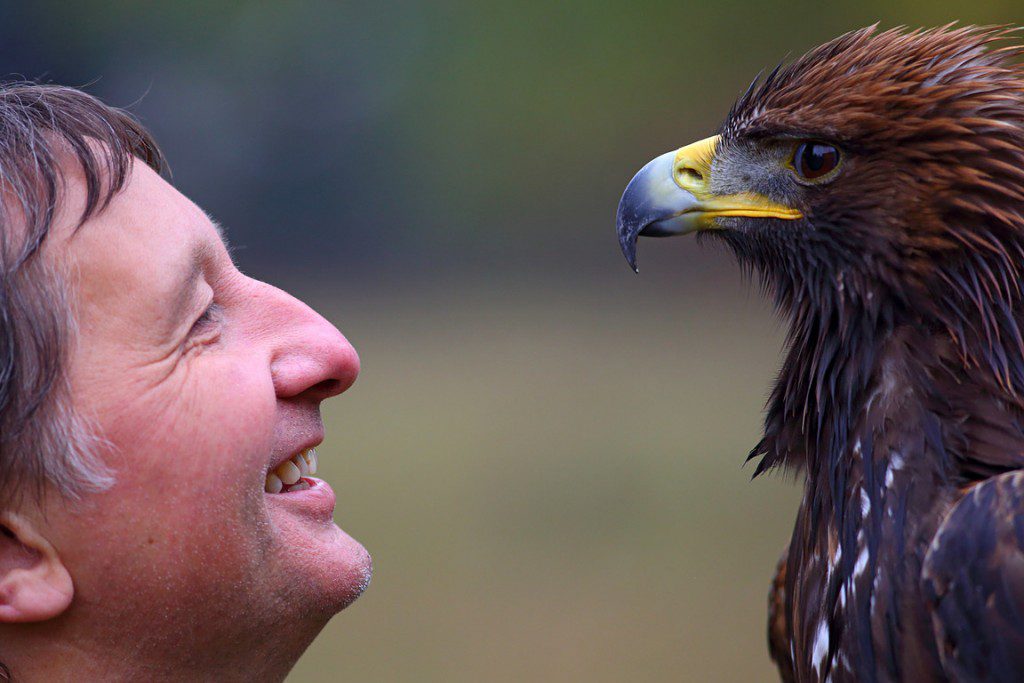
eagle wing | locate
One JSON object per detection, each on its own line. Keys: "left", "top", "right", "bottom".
{"left": 767, "top": 548, "right": 796, "bottom": 683}
{"left": 922, "top": 471, "right": 1024, "bottom": 682}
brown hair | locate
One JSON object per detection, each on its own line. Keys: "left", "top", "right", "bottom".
{"left": 0, "top": 82, "right": 163, "bottom": 509}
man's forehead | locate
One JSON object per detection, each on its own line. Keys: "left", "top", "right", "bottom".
{"left": 59, "top": 159, "right": 226, "bottom": 327}
{"left": 63, "top": 160, "right": 220, "bottom": 251}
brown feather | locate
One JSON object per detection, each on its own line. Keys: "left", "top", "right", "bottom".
{"left": 712, "top": 26, "right": 1024, "bottom": 682}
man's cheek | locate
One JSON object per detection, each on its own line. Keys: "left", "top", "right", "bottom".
{"left": 72, "top": 511, "right": 266, "bottom": 616}
{"left": 124, "top": 362, "right": 272, "bottom": 474}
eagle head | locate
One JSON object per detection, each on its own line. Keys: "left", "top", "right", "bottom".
{"left": 618, "top": 26, "right": 1024, "bottom": 337}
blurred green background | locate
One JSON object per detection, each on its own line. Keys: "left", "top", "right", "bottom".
{"left": 4, "top": 1, "right": 1023, "bottom": 680}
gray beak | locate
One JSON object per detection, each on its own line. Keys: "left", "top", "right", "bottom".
{"left": 615, "top": 151, "right": 701, "bottom": 272}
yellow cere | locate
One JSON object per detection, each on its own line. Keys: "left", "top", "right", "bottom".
{"left": 672, "top": 134, "right": 803, "bottom": 222}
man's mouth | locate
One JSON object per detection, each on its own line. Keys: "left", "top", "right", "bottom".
{"left": 264, "top": 448, "right": 319, "bottom": 494}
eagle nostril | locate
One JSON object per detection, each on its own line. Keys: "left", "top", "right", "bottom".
{"left": 677, "top": 166, "right": 703, "bottom": 184}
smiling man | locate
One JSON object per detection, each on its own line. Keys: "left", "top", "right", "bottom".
{"left": 0, "top": 83, "right": 371, "bottom": 681}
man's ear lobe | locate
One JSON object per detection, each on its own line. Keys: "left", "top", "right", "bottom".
{"left": 0, "top": 513, "right": 73, "bottom": 623}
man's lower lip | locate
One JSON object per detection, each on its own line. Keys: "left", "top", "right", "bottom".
{"left": 265, "top": 476, "right": 337, "bottom": 517}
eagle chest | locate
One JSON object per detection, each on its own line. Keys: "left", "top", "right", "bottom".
{"left": 782, "top": 441, "right": 951, "bottom": 683}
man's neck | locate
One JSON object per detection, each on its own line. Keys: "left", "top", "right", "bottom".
{"left": 0, "top": 622, "right": 302, "bottom": 682}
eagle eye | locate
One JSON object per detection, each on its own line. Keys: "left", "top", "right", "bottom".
{"left": 791, "top": 141, "right": 841, "bottom": 183}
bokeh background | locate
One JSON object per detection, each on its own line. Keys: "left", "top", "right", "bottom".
{"left": 5, "top": 1, "right": 1024, "bottom": 680}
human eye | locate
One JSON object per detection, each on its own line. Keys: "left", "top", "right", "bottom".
{"left": 187, "top": 302, "right": 223, "bottom": 343}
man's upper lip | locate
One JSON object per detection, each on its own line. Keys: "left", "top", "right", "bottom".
{"left": 269, "top": 435, "right": 323, "bottom": 471}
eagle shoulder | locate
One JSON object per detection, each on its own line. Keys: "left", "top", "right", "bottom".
{"left": 922, "top": 470, "right": 1024, "bottom": 682}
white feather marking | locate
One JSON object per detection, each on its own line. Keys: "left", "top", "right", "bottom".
{"left": 860, "top": 488, "right": 871, "bottom": 517}
{"left": 884, "top": 452, "right": 904, "bottom": 489}
{"left": 827, "top": 545, "right": 842, "bottom": 581}
{"left": 854, "top": 545, "right": 869, "bottom": 580}
{"left": 811, "top": 619, "right": 830, "bottom": 675}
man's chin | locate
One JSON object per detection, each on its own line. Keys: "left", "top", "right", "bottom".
{"left": 252, "top": 531, "right": 370, "bottom": 683}
{"left": 266, "top": 478, "right": 372, "bottom": 614}
{"left": 310, "top": 526, "right": 373, "bottom": 612}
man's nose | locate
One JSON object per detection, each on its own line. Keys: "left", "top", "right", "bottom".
{"left": 265, "top": 285, "right": 360, "bottom": 402}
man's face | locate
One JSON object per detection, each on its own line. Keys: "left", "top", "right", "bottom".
{"left": 46, "top": 160, "right": 370, "bottom": 675}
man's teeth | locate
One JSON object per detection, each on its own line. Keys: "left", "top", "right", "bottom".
{"left": 264, "top": 448, "right": 318, "bottom": 493}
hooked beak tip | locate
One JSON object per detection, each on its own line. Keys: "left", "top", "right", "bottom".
{"left": 615, "top": 149, "right": 695, "bottom": 275}
{"left": 620, "top": 234, "right": 640, "bottom": 273}
{"left": 616, "top": 206, "right": 642, "bottom": 273}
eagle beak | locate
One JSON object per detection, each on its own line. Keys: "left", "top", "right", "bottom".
{"left": 616, "top": 134, "right": 802, "bottom": 271}
{"left": 616, "top": 150, "right": 701, "bottom": 273}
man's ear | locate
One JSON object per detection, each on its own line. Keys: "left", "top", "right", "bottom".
{"left": 0, "top": 513, "right": 73, "bottom": 622}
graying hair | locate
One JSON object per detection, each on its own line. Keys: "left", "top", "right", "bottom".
{"left": 0, "top": 82, "right": 163, "bottom": 509}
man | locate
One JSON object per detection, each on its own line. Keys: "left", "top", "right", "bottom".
{"left": 0, "top": 83, "right": 371, "bottom": 680}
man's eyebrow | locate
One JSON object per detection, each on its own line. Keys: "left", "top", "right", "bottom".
{"left": 205, "top": 212, "right": 235, "bottom": 261}
{"left": 169, "top": 216, "right": 231, "bottom": 328}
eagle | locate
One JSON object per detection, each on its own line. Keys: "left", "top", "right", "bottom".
{"left": 616, "top": 26, "right": 1024, "bottom": 683}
